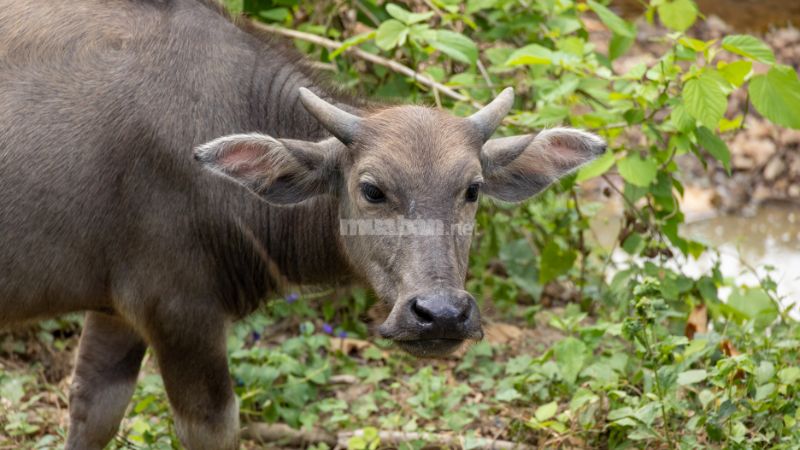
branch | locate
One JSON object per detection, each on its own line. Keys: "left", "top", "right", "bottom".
{"left": 242, "top": 423, "right": 337, "bottom": 447}
{"left": 242, "top": 423, "right": 535, "bottom": 450}
{"left": 338, "top": 429, "right": 536, "bottom": 449}
{"left": 251, "top": 22, "right": 482, "bottom": 108}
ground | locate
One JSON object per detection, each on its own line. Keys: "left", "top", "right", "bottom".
{"left": 0, "top": 304, "right": 574, "bottom": 449}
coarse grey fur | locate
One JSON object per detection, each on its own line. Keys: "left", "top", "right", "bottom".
{"left": 0, "top": 1, "right": 606, "bottom": 449}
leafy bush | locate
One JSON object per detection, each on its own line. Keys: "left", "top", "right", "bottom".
{"left": 2, "top": 0, "right": 799, "bottom": 448}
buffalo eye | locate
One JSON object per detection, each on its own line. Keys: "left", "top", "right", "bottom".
{"left": 360, "top": 182, "right": 386, "bottom": 203}
{"left": 465, "top": 183, "right": 481, "bottom": 202}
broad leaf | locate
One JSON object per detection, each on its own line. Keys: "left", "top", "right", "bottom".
{"left": 534, "top": 402, "right": 558, "bottom": 422}
{"left": 576, "top": 150, "right": 615, "bottom": 182}
{"left": 375, "top": 19, "right": 408, "bottom": 51}
{"left": 466, "top": 0, "right": 498, "bottom": 13}
{"left": 678, "top": 369, "right": 707, "bottom": 385}
{"left": 609, "top": 32, "right": 634, "bottom": 61}
{"left": 587, "top": 0, "right": 636, "bottom": 38}
{"left": 695, "top": 126, "right": 731, "bottom": 173}
{"left": 505, "top": 44, "right": 553, "bottom": 66}
{"left": 429, "top": 30, "right": 478, "bottom": 65}
{"left": 749, "top": 65, "right": 800, "bottom": 129}
{"left": 386, "top": 3, "right": 434, "bottom": 25}
{"left": 554, "top": 337, "right": 586, "bottom": 385}
{"left": 728, "top": 287, "right": 779, "bottom": 330}
{"left": 657, "top": 0, "right": 698, "bottom": 32}
{"left": 683, "top": 73, "right": 727, "bottom": 129}
{"left": 617, "top": 154, "right": 658, "bottom": 187}
{"left": 539, "top": 240, "right": 576, "bottom": 284}
{"left": 722, "top": 35, "right": 776, "bottom": 64}
{"left": 718, "top": 60, "right": 752, "bottom": 88}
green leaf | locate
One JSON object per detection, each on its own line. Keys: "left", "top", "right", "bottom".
{"left": 749, "top": 65, "right": 800, "bottom": 129}
{"left": 224, "top": 0, "right": 243, "bottom": 14}
{"left": 695, "top": 126, "right": 731, "bottom": 173}
{"left": 587, "top": 0, "right": 636, "bottom": 38}
{"left": 386, "top": 3, "right": 434, "bottom": 25}
{"left": 657, "top": 0, "right": 698, "bottom": 32}
{"left": 728, "top": 287, "right": 778, "bottom": 330}
{"left": 258, "top": 7, "right": 289, "bottom": 22}
{"left": 375, "top": 19, "right": 408, "bottom": 51}
{"left": 722, "top": 35, "right": 776, "bottom": 64}
{"left": 576, "top": 150, "right": 615, "bottom": 182}
{"left": 499, "top": 239, "right": 542, "bottom": 298}
{"left": 539, "top": 240, "right": 577, "bottom": 284}
{"left": 718, "top": 60, "right": 752, "bottom": 87}
{"left": 683, "top": 73, "right": 728, "bottom": 129}
{"left": 554, "top": 337, "right": 587, "bottom": 385}
{"left": 756, "top": 361, "right": 776, "bottom": 384}
{"left": 670, "top": 104, "right": 695, "bottom": 132}
{"left": 778, "top": 367, "right": 800, "bottom": 385}
{"left": 330, "top": 31, "right": 376, "bottom": 59}
{"left": 609, "top": 33, "right": 634, "bottom": 61}
{"left": 496, "top": 387, "right": 522, "bottom": 402}
{"left": 678, "top": 369, "right": 708, "bottom": 385}
{"left": 466, "top": 0, "right": 497, "bottom": 13}
{"left": 679, "top": 37, "right": 713, "bottom": 52}
{"left": 534, "top": 401, "right": 558, "bottom": 422}
{"left": 755, "top": 383, "right": 776, "bottom": 401}
{"left": 617, "top": 154, "right": 658, "bottom": 187}
{"left": 429, "top": 30, "right": 478, "bottom": 65}
{"left": 505, "top": 44, "right": 553, "bottom": 66}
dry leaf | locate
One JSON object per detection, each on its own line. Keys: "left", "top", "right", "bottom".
{"left": 720, "top": 339, "right": 745, "bottom": 380}
{"left": 685, "top": 304, "right": 708, "bottom": 339}
{"left": 485, "top": 322, "right": 524, "bottom": 345}
{"left": 328, "top": 337, "right": 371, "bottom": 355}
{"left": 720, "top": 339, "right": 741, "bottom": 357}
{"left": 328, "top": 337, "right": 390, "bottom": 359}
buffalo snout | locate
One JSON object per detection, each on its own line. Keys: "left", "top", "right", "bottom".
{"left": 378, "top": 289, "right": 483, "bottom": 357}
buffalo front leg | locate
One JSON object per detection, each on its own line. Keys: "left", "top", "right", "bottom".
{"left": 148, "top": 313, "right": 239, "bottom": 450}
{"left": 66, "top": 312, "right": 147, "bottom": 450}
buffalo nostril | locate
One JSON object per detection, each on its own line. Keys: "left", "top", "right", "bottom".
{"left": 410, "top": 297, "right": 435, "bottom": 324}
{"left": 457, "top": 304, "right": 470, "bottom": 322}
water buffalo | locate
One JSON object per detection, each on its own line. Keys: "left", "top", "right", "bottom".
{"left": 0, "top": 0, "right": 605, "bottom": 448}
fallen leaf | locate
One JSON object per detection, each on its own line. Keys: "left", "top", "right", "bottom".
{"left": 329, "top": 337, "right": 372, "bottom": 355}
{"left": 685, "top": 305, "right": 708, "bottom": 339}
{"left": 485, "top": 322, "right": 524, "bottom": 345}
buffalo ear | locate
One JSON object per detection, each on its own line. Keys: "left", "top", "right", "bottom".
{"left": 194, "top": 134, "right": 342, "bottom": 204}
{"left": 481, "top": 128, "right": 607, "bottom": 202}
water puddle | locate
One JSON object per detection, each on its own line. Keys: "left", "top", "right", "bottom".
{"left": 592, "top": 203, "right": 800, "bottom": 316}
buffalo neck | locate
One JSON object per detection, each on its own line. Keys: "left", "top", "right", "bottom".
{"left": 244, "top": 49, "right": 356, "bottom": 288}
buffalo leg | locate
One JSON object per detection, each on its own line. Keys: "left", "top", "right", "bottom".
{"left": 66, "top": 312, "right": 147, "bottom": 450}
{"left": 148, "top": 314, "right": 239, "bottom": 450}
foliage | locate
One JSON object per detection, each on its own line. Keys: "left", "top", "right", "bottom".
{"left": 2, "top": 0, "right": 800, "bottom": 449}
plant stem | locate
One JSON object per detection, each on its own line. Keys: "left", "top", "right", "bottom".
{"left": 251, "top": 22, "right": 483, "bottom": 108}
{"left": 646, "top": 327, "right": 675, "bottom": 449}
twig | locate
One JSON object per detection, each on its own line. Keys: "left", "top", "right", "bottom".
{"left": 337, "top": 429, "right": 536, "bottom": 449}
{"left": 477, "top": 58, "right": 497, "bottom": 94}
{"left": 242, "top": 423, "right": 337, "bottom": 447}
{"left": 241, "top": 423, "right": 536, "bottom": 449}
{"left": 601, "top": 174, "right": 647, "bottom": 221}
{"left": 252, "top": 23, "right": 482, "bottom": 108}
{"left": 329, "top": 374, "right": 358, "bottom": 384}
{"left": 571, "top": 190, "right": 589, "bottom": 303}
